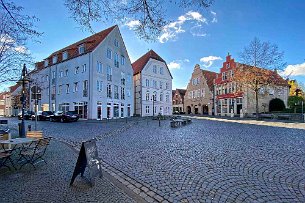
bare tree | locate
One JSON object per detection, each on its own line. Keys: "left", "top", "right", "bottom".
{"left": 64, "top": 0, "right": 214, "bottom": 41}
{"left": 234, "top": 37, "right": 286, "bottom": 119}
{"left": 0, "top": 0, "right": 42, "bottom": 86}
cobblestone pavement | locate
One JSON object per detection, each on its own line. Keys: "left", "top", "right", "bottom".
{"left": 2, "top": 117, "right": 305, "bottom": 202}
{"left": 0, "top": 139, "right": 135, "bottom": 203}
{"left": 98, "top": 119, "right": 305, "bottom": 203}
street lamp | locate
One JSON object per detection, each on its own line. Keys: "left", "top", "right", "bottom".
{"left": 152, "top": 94, "right": 156, "bottom": 118}
{"left": 17, "top": 64, "right": 30, "bottom": 138}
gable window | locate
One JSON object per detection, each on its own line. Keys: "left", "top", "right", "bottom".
{"left": 52, "top": 56, "right": 58, "bottom": 64}
{"left": 52, "top": 71, "right": 56, "bottom": 79}
{"left": 121, "top": 55, "right": 125, "bottom": 65}
{"left": 59, "top": 71, "right": 64, "bottom": 78}
{"left": 227, "top": 63, "right": 230, "bottom": 69}
{"left": 97, "top": 61, "right": 102, "bottom": 73}
{"left": 46, "top": 75, "right": 49, "bottom": 82}
{"left": 107, "top": 66, "right": 112, "bottom": 81}
{"left": 166, "top": 82, "right": 169, "bottom": 90}
{"left": 159, "top": 81, "right": 163, "bottom": 89}
{"left": 62, "top": 51, "right": 68, "bottom": 60}
{"left": 65, "top": 69, "right": 69, "bottom": 77}
{"left": 153, "top": 65, "right": 157, "bottom": 73}
{"left": 114, "top": 39, "right": 119, "bottom": 47}
{"left": 74, "top": 67, "right": 79, "bottom": 74}
{"left": 160, "top": 67, "right": 164, "bottom": 75}
{"left": 107, "top": 48, "right": 112, "bottom": 59}
{"left": 78, "top": 44, "right": 85, "bottom": 54}
{"left": 146, "top": 79, "right": 150, "bottom": 87}
{"left": 82, "top": 64, "right": 86, "bottom": 72}
{"left": 114, "top": 52, "right": 119, "bottom": 68}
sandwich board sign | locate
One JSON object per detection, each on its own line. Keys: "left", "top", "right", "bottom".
{"left": 70, "top": 139, "right": 103, "bottom": 186}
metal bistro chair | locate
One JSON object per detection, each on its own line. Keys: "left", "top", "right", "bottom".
{"left": 19, "top": 137, "right": 52, "bottom": 170}
{"left": 0, "top": 151, "right": 16, "bottom": 171}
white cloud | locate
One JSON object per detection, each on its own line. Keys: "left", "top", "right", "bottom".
{"left": 190, "top": 25, "right": 207, "bottom": 37}
{"left": 168, "top": 62, "right": 181, "bottom": 70}
{"left": 281, "top": 62, "right": 305, "bottom": 77}
{"left": 200, "top": 56, "right": 222, "bottom": 68}
{"left": 167, "top": 59, "right": 190, "bottom": 70}
{"left": 159, "top": 11, "right": 208, "bottom": 43}
{"left": 125, "top": 20, "right": 141, "bottom": 29}
{"left": 211, "top": 11, "right": 217, "bottom": 23}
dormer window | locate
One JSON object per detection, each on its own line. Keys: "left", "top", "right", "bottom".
{"left": 44, "top": 59, "right": 49, "bottom": 67}
{"left": 114, "top": 39, "right": 119, "bottom": 47}
{"left": 78, "top": 44, "right": 85, "bottom": 54}
{"left": 226, "top": 63, "right": 230, "bottom": 69}
{"left": 52, "top": 56, "right": 58, "bottom": 64}
{"left": 62, "top": 51, "right": 68, "bottom": 60}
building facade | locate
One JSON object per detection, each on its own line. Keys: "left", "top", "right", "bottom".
{"left": 184, "top": 64, "right": 216, "bottom": 115}
{"left": 214, "top": 54, "right": 289, "bottom": 116}
{"left": 172, "top": 89, "right": 186, "bottom": 113}
{"left": 132, "top": 50, "right": 173, "bottom": 117}
{"left": 30, "top": 25, "right": 134, "bottom": 119}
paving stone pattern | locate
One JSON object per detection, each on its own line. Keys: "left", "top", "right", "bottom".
{"left": 0, "top": 140, "right": 135, "bottom": 203}
{"left": 98, "top": 119, "right": 305, "bottom": 202}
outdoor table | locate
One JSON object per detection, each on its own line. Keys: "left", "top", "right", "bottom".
{"left": 0, "top": 138, "right": 37, "bottom": 169}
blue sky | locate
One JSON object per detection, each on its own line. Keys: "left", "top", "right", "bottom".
{"left": 16, "top": 0, "right": 305, "bottom": 89}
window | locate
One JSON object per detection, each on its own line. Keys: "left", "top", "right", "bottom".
{"left": 127, "top": 89, "right": 131, "bottom": 97}
{"left": 97, "top": 81, "right": 103, "bottom": 91}
{"left": 114, "top": 85, "right": 119, "bottom": 99}
{"left": 52, "top": 56, "right": 57, "bottom": 64}
{"left": 58, "top": 85, "right": 62, "bottom": 95}
{"left": 201, "top": 89, "right": 205, "bottom": 97}
{"left": 66, "top": 84, "right": 70, "bottom": 94}
{"left": 107, "top": 66, "right": 112, "bottom": 81}
{"left": 165, "top": 94, "right": 169, "bottom": 102}
{"left": 74, "top": 82, "right": 78, "bottom": 92}
{"left": 121, "top": 55, "right": 125, "bottom": 65}
{"left": 114, "top": 39, "right": 119, "bottom": 47}
{"left": 75, "top": 67, "right": 79, "bottom": 74}
{"left": 107, "top": 84, "right": 112, "bottom": 98}
{"left": 153, "top": 91, "right": 157, "bottom": 101}
{"left": 160, "top": 67, "right": 164, "bottom": 75}
{"left": 44, "top": 60, "right": 48, "bottom": 67}
{"left": 59, "top": 71, "right": 64, "bottom": 78}
{"left": 83, "top": 80, "right": 88, "bottom": 91}
{"left": 82, "top": 64, "right": 86, "bottom": 72}
{"left": 107, "top": 48, "right": 112, "bottom": 59}
{"left": 160, "top": 93, "right": 163, "bottom": 101}
{"left": 97, "top": 61, "right": 102, "bottom": 73}
{"left": 227, "top": 63, "right": 230, "bottom": 69}
{"left": 79, "top": 44, "right": 85, "bottom": 54}
{"left": 65, "top": 69, "right": 69, "bottom": 77}
{"left": 222, "top": 72, "right": 227, "bottom": 81}
{"left": 121, "top": 72, "right": 125, "bottom": 85}
{"left": 121, "top": 87, "right": 125, "bottom": 100}
{"left": 52, "top": 71, "right": 56, "bottom": 79}
{"left": 62, "top": 51, "right": 68, "bottom": 60}
{"left": 146, "top": 79, "right": 150, "bottom": 87}
{"left": 126, "top": 73, "right": 131, "bottom": 84}
{"left": 153, "top": 80, "right": 157, "bottom": 88}
{"left": 146, "top": 91, "right": 150, "bottom": 101}
{"left": 153, "top": 65, "right": 157, "bottom": 73}
{"left": 159, "top": 81, "right": 163, "bottom": 89}
{"left": 146, "top": 106, "right": 150, "bottom": 114}
{"left": 166, "top": 82, "right": 169, "bottom": 90}
{"left": 46, "top": 75, "right": 49, "bottom": 82}
{"left": 114, "top": 53, "right": 119, "bottom": 68}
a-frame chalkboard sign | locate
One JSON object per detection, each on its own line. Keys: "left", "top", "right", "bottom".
{"left": 70, "top": 139, "right": 103, "bottom": 186}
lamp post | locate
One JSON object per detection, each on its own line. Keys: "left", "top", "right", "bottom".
{"left": 17, "top": 64, "right": 29, "bottom": 138}
{"left": 152, "top": 94, "right": 155, "bottom": 118}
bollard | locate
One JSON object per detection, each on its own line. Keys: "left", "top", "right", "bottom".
{"left": 28, "top": 125, "right": 32, "bottom": 131}
{"left": 158, "top": 118, "right": 161, "bottom": 127}
{"left": 126, "top": 117, "right": 127, "bottom": 123}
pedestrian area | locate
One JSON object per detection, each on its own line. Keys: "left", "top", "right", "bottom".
{"left": 0, "top": 140, "right": 135, "bottom": 203}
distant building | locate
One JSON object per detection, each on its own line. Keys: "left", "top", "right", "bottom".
{"left": 132, "top": 50, "right": 173, "bottom": 117}
{"left": 172, "top": 88, "right": 186, "bottom": 113}
{"left": 30, "top": 25, "right": 134, "bottom": 119}
{"left": 184, "top": 64, "right": 217, "bottom": 115}
{"left": 214, "top": 54, "right": 289, "bottom": 116}
{"left": 288, "top": 80, "right": 303, "bottom": 97}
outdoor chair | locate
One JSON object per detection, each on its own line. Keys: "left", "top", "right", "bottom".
{"left": 19, "top": 137, "right": 52, "bottom": 170}
{"left": 26, "top": 131, "right": 43, "bottom": 139}
{"left": 0, "top": 151, "right": 15, "bottom": 171}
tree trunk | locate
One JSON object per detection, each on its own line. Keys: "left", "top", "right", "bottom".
{"left": 255, "top": 89, "right": 259, "bottom": 120}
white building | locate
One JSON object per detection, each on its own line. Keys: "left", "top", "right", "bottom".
{"left": 132, "top": 50, "right": 173, "bottom": 117}
{"left": 30, "top": 25, "right": 134, "bottom": 119}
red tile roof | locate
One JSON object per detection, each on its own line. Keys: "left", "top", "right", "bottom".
{"left": 37, "top": 25, "right": 117, "bottom": 67}
{"left": 9, "top": 84, "right": 20, "bottom": 93}
{"left": 202, "top": 70, "right": 217, "bottom": 91}
{"left": 132, "top": 50, "right": 172, "bottom": 78}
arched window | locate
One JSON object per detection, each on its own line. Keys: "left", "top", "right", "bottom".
{"left": 146, "top": 91, "right": 150, "bottom": 101}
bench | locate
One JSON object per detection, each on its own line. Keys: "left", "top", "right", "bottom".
{"left": 26, "top": 131, "right": 44, "bottom": 139}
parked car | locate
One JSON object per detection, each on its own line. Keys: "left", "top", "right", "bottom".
{"left": 18, "top": 111, "right": 35, "bottom": 120}
{"left": 50, "top": 111, "right": 79, "bottom": 122}
{"left": 31, "top": 111, "right": 54, "bottom": 121}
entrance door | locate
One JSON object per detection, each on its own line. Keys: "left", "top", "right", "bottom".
{"left": 187, "top": 106, "right": 191, "bottom": 114}
{"left": 107, "top": 106, "right": 111, "bottom": 118}
{"left": 97, "top": 105, "right": 102, "bottom": 120}
{"left": 194, "top": 106, "right": 199, "bottom": 114}
{"left": 202, "top": 105, "right": 208, "bottom": 114}
{"left": 237, "top": 104, "right": 242, "bottom": 114}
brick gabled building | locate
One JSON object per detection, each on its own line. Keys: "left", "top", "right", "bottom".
{"left": 214, "top": 54, "right": 289, "bottom": 116}
{"left": 184, "top": 64, "right": 217, "bottom": 115}
{"left": 172, "top": 88, "right": 186, "bottom": 113}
